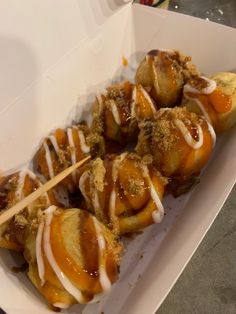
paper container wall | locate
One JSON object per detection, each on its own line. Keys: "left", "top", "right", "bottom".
{"left": 0, "top": 1, "right": 236, "bottom": 314}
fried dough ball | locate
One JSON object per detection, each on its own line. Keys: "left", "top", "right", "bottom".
{"left": 135, "top": 49, "right": 199, "bottom": 108}
{"left": 92, "top": 81, "right": 157, "bottom": 146}
{"left": 136, "top": 107, "right": 216, "bottom": 195}
{"left": 0, "top": 169, "right": 56, "bottom": 251}
{"left": 79, "top": 153, "right": 166, "bottom": 235}
{"left": 34, "top": 124, "right": 104, "bottom": 193}
{"left": 24, "top": 206, "right": 122, "bottom": 309}
{"left": 182, "top": 72, "right": 236, "bottom": 133}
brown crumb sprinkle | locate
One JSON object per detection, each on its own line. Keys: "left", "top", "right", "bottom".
{"left": 145, "top": 107, "right": 203, "bottom": 152}
{"left": 125, "top": 178, "right": 145, "bottom": 196}
{"left": 92, "top": 158, "right": 106, "bottom": 192}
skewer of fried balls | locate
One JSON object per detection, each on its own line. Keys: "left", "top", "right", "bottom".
{"left": 0, "top": 48, "right": 235, "bottom": 310}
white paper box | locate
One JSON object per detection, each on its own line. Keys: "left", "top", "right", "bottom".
{"left": 0, "top": 1, "right": 235, "bottom": 314}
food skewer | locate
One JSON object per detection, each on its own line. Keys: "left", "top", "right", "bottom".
{"left": 0, "top": 155, "right": 90, "bottom": 226}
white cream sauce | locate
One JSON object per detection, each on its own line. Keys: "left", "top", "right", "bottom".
{"left": 131, "top": 87, "right": 137, "bottom": 118}
{"left": 174, "top": 119, "right": 203, "bottom": 150}
{"left": 78, "top": 130, "right": 90, "bottom": 154}
{"left": 67, "top": 128, "right": 77, "bottom": 182}
{"left": 36, "top": 221, "right": 45, "bottom": 286}
{"left": 110, "top": 99, "right": 121, "bottom": 125}
{"left": 15, "top": 169, "right": 36, "bottom": 200}
{"left": 42, "top": 206, "right": 85, "bottom": 303}
{"left": 142, "top": 166, "right": 164, "bottom": 224}
{"left": 140, "top": 85, "right": 156, "bottom": 113}
{"left": 131, "top": 85, "right": 156, "bottom": 118}
{"left": 67, "top": 128, "right": 76, "bottom": 165}
{"left": 48, "top": 135, "right": 60, "bottom": 156}
{"left": 43, "top": 141, "right": 54, "bottom": 179}
{"left": 184, "top": 76, "right": 216, "bottom": 95}
{"left": 109, "top": 189, "right": 116, "bottom": 220}
{"left": 92, "top": 216, "right": 111, "bottom": 292}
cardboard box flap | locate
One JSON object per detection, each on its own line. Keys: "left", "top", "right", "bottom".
{"left": 0, "top": 0, "right": 132, "bottom": 118}
{"left": 0, "top": 0, "right": 132, "bottom": 171}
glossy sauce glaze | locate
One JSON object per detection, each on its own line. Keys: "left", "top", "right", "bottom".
{"left": 146, "top": 50, "right": 180, "bottom": 106}
{"left": 38, "top": 126, "right": 90, "bottom": 187}
{"left": 150, "top": 109, "right": 216, "bottom": 181}
{"left": 79, "top": 154, "right": 165, "bottom": 234}
{"left": 131, "top": 85, "right": 156, "bottom": 120}
{"left": 184, "top": 76, "right": 232, "bottom": 132}
{"left": 35, "top": 206, "right": 118, "bottom": 307}
{"left": 174, "top": 119, "right": 203, "bottom": 150}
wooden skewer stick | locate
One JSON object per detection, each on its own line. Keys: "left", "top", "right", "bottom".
{"left": 0, "top": 155, "right": 91, "bottom": 226}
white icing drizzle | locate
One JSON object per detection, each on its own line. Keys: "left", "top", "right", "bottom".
{"left": 67, "top": 128, "right": 77, "bottom": 182}
{"left": 43, "top": 206, "right": 85, "bottom": 303}
{"left": 43, "top": 141, "right": 54, "bottom": 179}
{"left": 92, "top": 217, "right": 111, "bottom": 292}
{"left": 139, "top": 85, "right": 156, "bottom": 113}
{"left": 77, "top": 129, "right": 90, "bottom": 153}
{"left": 110, "top": 99, "right": 121, "bottom": 125}
{"left": 53, "top": 303, "right": 70, "bottom": 309}
{"left": 15, "top": 169, "right": 36, "bottom": 200}
{"left": 184, "top": 76, "right": 216, "bottom": 95}
{"left": 184, "top": 93, "right": 212, "bottom": 124}
{"left": 207, "top": 121, "right": 216, "bottom": 147}
{"left": 67, "top": 128, "right": 76, "bottom": 165}
{"left": 109, "top": 189, "right": 117, "bottom": 221}
{"left": 174, "top": 119, "right": 203, "bottom": 150}
{"left": 142, "top": 166, "right": 164, "bottom": 224}
{"left": 48, "top": 135, "right": 60, "bottom": 156}
{"left": 36, "top": 221, "right": 45, "bottom": 286}
{"left": 131, "top": 85, "right": 156, "bottom": 118}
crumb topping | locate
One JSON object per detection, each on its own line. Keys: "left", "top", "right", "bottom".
{"left": 92, "top": 158, "right": 106, "bottom": 192}
{"left": 137, "top": 107, "right": 203, "bottom": 155}
{"left": 125, "top": 178, "right": 145, "bottom": 196}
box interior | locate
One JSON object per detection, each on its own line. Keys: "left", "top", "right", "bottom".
{"left": 0, "top": 2, "right": 236, "bottom": 314}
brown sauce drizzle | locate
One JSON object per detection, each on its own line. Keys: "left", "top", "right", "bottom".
{"left": 160, "top": 52, "right": 177, "bottom": 96}
{"left": 49, "top": 211, "right": 102, "bottom": 295}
